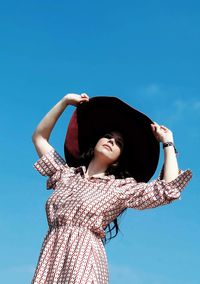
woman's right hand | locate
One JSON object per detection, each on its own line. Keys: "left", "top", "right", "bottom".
{"left": 64, "top": 93, "right": 90, "bottom": 106}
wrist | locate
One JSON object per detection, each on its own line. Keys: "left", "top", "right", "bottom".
{"left": 162, "top": 141, "right": 178, "bottom": 155}
{"left": 162, "top": 137, "right": 174, "bottom": 144}
{"left": 62, "top": 95, "right": 71, "bottom": 106}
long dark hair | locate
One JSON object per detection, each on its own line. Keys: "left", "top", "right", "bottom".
{"left": 77, "top": 137, "right": 132, "bottom": 245}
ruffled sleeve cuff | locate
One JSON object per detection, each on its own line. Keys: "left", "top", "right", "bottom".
{"left": 33, "top": 148, "right": 68, "bottom": 189}
{"left": 33, "top": 149, "right": 66, "bottom": 176}
{"left": 116, "top": 167, "right": 193, "bottom": 210}
{"left": 157, "top": 165, "right": 193, "bottom": 200}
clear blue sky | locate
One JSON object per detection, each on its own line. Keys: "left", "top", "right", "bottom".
{"left": 1, "top": 1, "right": 199, "bottom": 283}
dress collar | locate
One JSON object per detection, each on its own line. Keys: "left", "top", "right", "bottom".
{"left": 75, "top": 165, "right": 115, "bottom": 180}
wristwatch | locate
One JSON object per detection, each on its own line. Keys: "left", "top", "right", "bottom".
{"left": 162, "top": 142, "right": 178, "bottom": 155}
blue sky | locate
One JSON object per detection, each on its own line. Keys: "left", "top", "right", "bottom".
{"left": 1, "top": 1, "right": 199, "bottom": 283}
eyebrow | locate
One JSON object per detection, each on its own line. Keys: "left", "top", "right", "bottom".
{"left": 111, "top": 133, "right": 123, "bottom": 140}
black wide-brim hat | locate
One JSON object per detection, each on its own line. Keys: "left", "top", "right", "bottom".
{"left": 64, "top": 96, "right": 160, "bottom": 182}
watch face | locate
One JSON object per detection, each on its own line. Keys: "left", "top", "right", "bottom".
{"left": 162, "top": 143, "right": 178, "bottom": 154}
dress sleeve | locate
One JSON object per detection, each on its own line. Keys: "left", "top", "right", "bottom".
{"left": 33, "top": 148, "right": 69, "bottom": 189}
{"left": 116, "top": 166, "right": 193, "bottom": 210}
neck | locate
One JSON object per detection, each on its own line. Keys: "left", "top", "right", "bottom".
{"left": 86, "top": 157, "right": 108, "bottom": 178}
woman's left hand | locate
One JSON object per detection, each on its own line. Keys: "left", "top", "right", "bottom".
{"left": 150, "top": 121, "right": 174, "bottom": 143}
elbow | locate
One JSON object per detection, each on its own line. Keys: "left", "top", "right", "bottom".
{"left": 32, "top": 133, "right": 36, "bottom": 143}
{"left": 32, "top": 133, "right": 50, "bottom": 146}
{"left": 32, "top": 132, "right": 42, "bottom": 143}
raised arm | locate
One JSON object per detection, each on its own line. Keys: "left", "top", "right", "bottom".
{"left": 115, "top": 121, "right": 192, "bottom": 210}
{"left": 150, "top": 122, "right": 179, "bottom": 182}
{"left": 32, "top": 93, "right": 89, "bottom": 158}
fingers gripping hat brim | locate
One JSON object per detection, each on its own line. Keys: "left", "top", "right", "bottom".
{"left": 64, "top": 96, "right": 160, "bottom": 182}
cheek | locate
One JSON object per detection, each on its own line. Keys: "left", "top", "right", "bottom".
{"left": 96, "top": 138, "right": 108, "bottom": 149}
{"left": 94, "top": 140, "right": 106, "bottom": 153}
{"left": 96, "top": 138, "right": 105, "bottom": 146}
{"left": 95, "top": 140, "right": 104, "bottom": 150}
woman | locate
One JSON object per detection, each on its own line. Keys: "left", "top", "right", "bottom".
{"left": 31, "top": 93, "right": 192, "bottom": 284}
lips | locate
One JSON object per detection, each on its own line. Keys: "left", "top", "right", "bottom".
{"left": 103, "top": 144, "right": 112, "bottom": 151}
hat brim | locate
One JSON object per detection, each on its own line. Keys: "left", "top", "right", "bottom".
{"left": 64, "top": 96, "right": 160, "bottom": 182}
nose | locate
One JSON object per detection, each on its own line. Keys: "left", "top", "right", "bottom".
{"left": 108, "top": 138, "right": 115, "bottom": 145}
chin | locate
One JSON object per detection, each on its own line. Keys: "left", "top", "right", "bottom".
{"left": 95, "top": 149, "right": 114, "bottom": 163}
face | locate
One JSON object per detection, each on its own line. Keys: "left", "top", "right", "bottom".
{"left": 94, "top": 131, "right": 124, "bottom": 165}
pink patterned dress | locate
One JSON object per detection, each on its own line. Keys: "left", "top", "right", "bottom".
{"left": 32, "top": 148, "right": 192, "bottom": 284}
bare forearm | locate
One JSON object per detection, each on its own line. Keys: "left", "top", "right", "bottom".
{"left": 31, "top": 93, "right": 89, "bottom": 158}
{"left": 150, "top": 122, "right": 180, "bottom": 182}
{"left": 163, "top": 145, "right": 179, "bottom": 182}
{"left": 32, "top": 96, "right": 69, "bottom": 141}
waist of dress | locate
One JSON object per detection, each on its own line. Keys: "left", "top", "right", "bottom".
{"left": 48, "top": 220, "right": 105, "bottom": 239}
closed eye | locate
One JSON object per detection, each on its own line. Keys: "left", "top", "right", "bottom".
{"left": 104, "top": 134, "right": 113, "bottom": 139}
{"left": 116, "top": 140, "right": 123, "bottom": 148}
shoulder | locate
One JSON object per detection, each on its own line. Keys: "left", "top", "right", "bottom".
{"left": 111, "top": 177, "right": 138, "bottom": 196}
